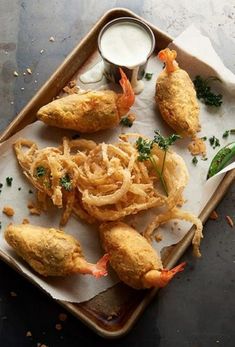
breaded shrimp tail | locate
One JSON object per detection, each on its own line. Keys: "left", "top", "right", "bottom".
{"left": 143, "top": 262, "right": 186, "bottom": 288}
{"left": 158, "top": 48, "right": 179, "bottom": 74}
{"left": 37, "top": 70, "right": 135, "bottom": 133}
{"left": 5, "top": 223, "right": 109, "bottom": 278}
{"left": 156, "top": 48, "right": 200, "bottom": 138}
{"left": 99, "top": 222, "right": 185, "bottom": 289}
{"left": 116, "top": 68, "right": 135, "bottom": 116}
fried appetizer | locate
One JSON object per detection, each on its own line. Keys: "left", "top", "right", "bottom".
{"left": 99, "top": 222, "right": 185, "bottom": 289}
{"left": 5, "top": 223, "right": 108, "bottom": 277}
{"left": 156, "top": 48, "right": 200, "bottom": 137}
{"left": 37, "top": 69, "right": 135, "bottom": 133}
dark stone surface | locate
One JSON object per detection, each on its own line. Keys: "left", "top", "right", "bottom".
{"left": 0, "top": 1, "right": 234, "bottom": 346}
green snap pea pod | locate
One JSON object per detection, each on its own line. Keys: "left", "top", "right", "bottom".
{"left": 207, "top": 142, "right": 235, "bottom": 179}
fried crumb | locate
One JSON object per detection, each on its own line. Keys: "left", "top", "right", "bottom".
{"left": 63, "top": 80, "right": 79, "bottom": 95}
{"left": 26, "top": 331, "right": 32, "bottom": 337}
{"left": 127, "top": 112, "right": 136, "bottom": 123}
{"left": 107, "top": 315, "right": 113, "bottom": 321}
{"left": 13, "top": 71, "right": 19, "bottom": 77}
{"left": 49, "top": 36, "right": 55, "bottom": 42}
{"left": 226, "top": 215, "right": 234, "bottom": 228}
{"left": 55, "top": 323, "right": 62, "bottom": 331}
{"left": 2, "top": 206, "right": 15, "bottom": 217}
{"left": 210, "top": 210, "right": 218, "bottom": 220}
{"left": 58, "top": 313, "right": 67, "bottom": 322}
{"left": 188, "top": 137, "right": 206, "bottom": 157}
{"left": 22, "top": 218, "right": 30, "bottom": 224}
{"left": 26, "top": 68, "right": 32, "bottom": 75}
{"left": 155, "top": 233, "right": 162, "bottom": 243}
{"left": 10, "top": 291, "right": 17, "bottom": 297}
{"left": 27, "top": 201, "right": 41, "bottom": 215}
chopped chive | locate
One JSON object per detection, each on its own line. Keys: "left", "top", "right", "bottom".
{"left": 36, "top": 166, "right": 46, "bottom": 178}
{"left": 222, "top": 130, "right": 230, "bottom": 138}
{"left": 120, "top": 116, "right": 133, "bottom": 127}
{"left": 192, "top": 157, "right": 198, "bottom": 165}
{"left": 6, "top": 177, "right": 13, "bottom": 186}
{"left": 145, "top": 73, "right": 153, "bottom": 80}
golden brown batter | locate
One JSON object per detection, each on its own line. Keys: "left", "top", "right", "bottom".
{"left": 156, "top": 48, "right": 200, "bottom": 137}
{"left": 5, "top": 223, "right": 108, "bottom": 277}
{"left": 99, "top": 222, "right": 185, "bottom": 289}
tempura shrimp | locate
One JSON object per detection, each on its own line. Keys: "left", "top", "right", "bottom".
{"left": 37, "top": 68, "right": 135, "bottom": 133}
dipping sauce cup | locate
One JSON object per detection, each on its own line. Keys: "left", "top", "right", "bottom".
{"left": 98, "top": 17, "right": 155, "bottom": 90}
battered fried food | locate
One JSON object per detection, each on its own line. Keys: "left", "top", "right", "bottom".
{"left": 99, "top": 222, "right": 185, "bottom": 289}
{"left": 14, "top": 133, "right": 203, "bottom": 256}
{"left": 37, "top": 69, "right": 135, "bottom": 133}
{"left": 5, "top": 223, "right": 108, "bottom": 277}
{"left": 156, "top": 48, "right": 200, "bottom": 137}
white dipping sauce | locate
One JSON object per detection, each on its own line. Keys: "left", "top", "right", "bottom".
{"left": 79, "top": 61, "right": 104, "bottom": 84}
{"left": 100, "top": 22, "right": 152, "bottom": 68}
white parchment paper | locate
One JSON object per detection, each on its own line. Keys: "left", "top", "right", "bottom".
{"left": 0, "top": 25, "right": 234, "bottom": 303}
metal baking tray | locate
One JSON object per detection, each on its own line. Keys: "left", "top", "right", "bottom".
{"left": 0, "top": 8, "right": 234, "bottom": 339}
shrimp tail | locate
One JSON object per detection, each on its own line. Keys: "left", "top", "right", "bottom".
{"left": 75, "top": 253, "right": 109, "bottom": 278}
{"left": 116, "top": 68, "right": 135, "bottom": 117}
{"left": 158, "top": 48, "right": 179, "bottom": 74}
{"left": 143, "top": 262, "right": 186, "bottom": 288}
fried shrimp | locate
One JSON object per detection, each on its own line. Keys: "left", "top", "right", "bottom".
{"left": 156, "top": 48, "right": 200, "bottom": 137}
{"left": 37, "top": 68, "right": 135, "bottom": 133}
{"left": 99, "top": 222, "right": 185, "bottom": 289}
{"left": 5, "top": 223, "right": 109, "bottom": 278}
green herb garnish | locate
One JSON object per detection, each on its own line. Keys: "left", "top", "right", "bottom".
{"left": 0, "top": 183, "right": 3, "bottom": 188}
{"left": 36, "top": 166, "right": 46, "bottom": 178}
{"left": 201, "top": 157, "right": 208, "bottom": 161}
{"left": 209, "top": 136, "right": 220, "bottom": 149}
{"left": 18, "top": 187, "right": 21, "bottom": 191}
{"left": 145, "top": 73, "right": 153, "bottom": 81}
{"left": 207, "top": 142, "right": 235, "bottom": 179}
{"left": 28, "top": 189, "right": 33, "bottom": 194}
{"left": 223, "top": 129, "right": 235, "bottom": 138}
{"left": 192, "top": 157, "right": 198, "bottom": 165}
{"left": 136, "top": 131, "right": 181, "bottom": 196}
{"left": 193, "top": 75, "right": 223, "bottom": 107}
{"left": 120, "top": 116, "right": 133, "bottom": 127}
{"left": 222, "top": 130, "right": 230, "bottom": 138}
{"left": 201, "top": 136, "right": 207, "bottom": 141}
{"left": 6, "top": 177, "right": 13, "bottom": 186}
{"left": 0, "top": 222, "right": 1, "bottom": 229}
{"left": 60, "top": 174, "right": 72, "bottom": 191}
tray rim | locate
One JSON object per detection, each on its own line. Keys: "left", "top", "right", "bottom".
{"left": 0, "top": 7, "right": 234, "bottom": 339}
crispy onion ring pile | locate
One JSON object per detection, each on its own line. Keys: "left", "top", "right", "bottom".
{"left": 14, "top": 134, "right": 203, "bottom": 256}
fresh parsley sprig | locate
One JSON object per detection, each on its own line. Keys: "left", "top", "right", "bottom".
{"left": 136, "top": 131, "right": 181, "bottom": 196}
{"left": 193, "top": 75, "right": 223, "bottom": 107}
{"left": 153, "top": 131, "right": 181, "bottom": 175}
{"left": 60, "top": 174, "right": 72, "bottom": 191}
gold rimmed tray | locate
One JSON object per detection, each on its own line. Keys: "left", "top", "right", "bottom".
{"left": 0, "top": 8, "right": 234, "bottom": 339}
